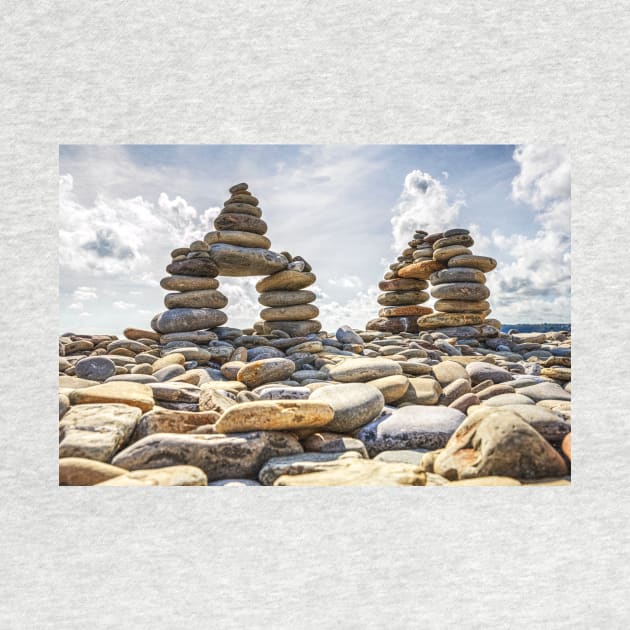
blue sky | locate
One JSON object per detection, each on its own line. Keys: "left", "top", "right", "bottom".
{"left": 59, "top": 144, "right": 570, "bottom": 333}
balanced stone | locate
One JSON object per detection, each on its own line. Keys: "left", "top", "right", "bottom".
{"left": 378, "top": 305, "right": 433, "bottom": 317}
{"left": 166, "top": 258, "right": 219, "bottom": 277}
{"left": 205, "top": 230, "right": 271, "bottom": 249}
{"left": 434, "top": 299, "right": 490, "bottom": 313}
{"left": 208, "top": 244, "right": 288, "bottom": 277}
{"left": 430, "top": 267, "right": 486, "bottom": 285}
{"left": 256, "top": 270, "right": 316, "bottom": 292}
{"left": 433, "top": 234, "right": 474, "bottom": 249}
{"left": 225, "top": 193, "right": 259, "bottom": 206}
{"left": 433, "top": 245, "right": 472, "bottom": 262}
{"left": 152, "top": 308, "right": 228, "bottom": 333}
{"left": 431, "top": 282, "right": 490, "bottom": 301}
{"left": 229, "top": 182, "right": 248, "bottom": 193}
{"left": 417, "top": 312, "right": 486, "bottom": 328}
{"left": 310, "top": 383, "right": 385, "bottom": 432}
{"left": 214, "top": 213, "right": 267, "bottom": 235}
{"left": 447, "top": 254, "right": 497, "bottom": 272}
{"left": 221, "top": 203, "right": 262, "bottom": 218}
{"left": 260, "top": 304, "right": 319, "bottom": 321}
{"left": 215, "top": 400, "right": 334, "bottom": 433}
{"left": 160, "top": 275, "right": 220, "bottom": 291}
{"left": 398, "top": 260, "right": 444, "bottom": 279}
{"left": 377, "top": 291, "right": 429, "bottom": 306}
{"left": 164, "top": 289, "right": 228, "bottom": 309}
{"left": 260, "top": 320, "right": 322, "bottom": 336}
{"left": 258, "top": 290, "right": 316, "bottom": 307}
{"left": 378, "top": 278, "right": 428, "bottom": 291}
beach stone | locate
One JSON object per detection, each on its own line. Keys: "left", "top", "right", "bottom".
{"left": 448, "top": 392, "right": 480, "bottom": 413}
{"left": 260, "top": 320, "right": 322, "bottom": 336}
{"left": 59, "top": 394, "right": 70, "bottom": 418}
{"left": 106, "top": 374, "right": 158, "bottom": 385}
{"left": 514, "top": 381, "right": 571, "bottom": 402}
{"left": 258, "top": 451, "right": 363, "bottom": 485}
{"left": 273, "top": 458, "right": 426, "bottom": 486}
{"left": 434, "top": 299, "right": 490, "bottom": 313}
{"left": 224, "top": 193, "right": 259, "bottom": 206}
{"left": 356, "top": 406, "right": 465, "bottom": 456}
{"left": 310, "top": 383, "right": 384, "bottom": 432}
{"left": 365, "top": 316, "right": 419, "bottom": 334}
{"left": 432, "top": 245, "right": 472, "bottom": 262}
{"left": 447, "top": 254, "right": 497, "bottom": 272}
{"left": 286, "top": 340, "right": 323, "bottom": 354}
{"left": 260, "top": 304, "right": 319, "bottom": 321}
{"left": 434, "top": 409, "right": 568, "bottom": 480}
{"left": 562, "top": 433, "right": 571, "bottom": 460}
{"left": 433, "top": 234, "right": 475, "bottom": 249}
{"left": 151, "top": 353, "right": 185, "bottom": 373}
{"left": 208, "top": 244, "right": 288, "bottom": 277}
{"left": 214, "top": 213, "right": 267, "bottom": 234}
{"left": 112, "top": 431, "right": 303, "bottom": 481}
{"left": 432, "top": 360, "right": 469, "bottom": 386}
{"left": 398, "top": 377, "right": 442, "bottom": 405}
{"left": 475, "top": 383, "right": 516, "bottom": 400}
{"left": 132, "top": 408, "right": 219, "bottom": 440}
{"left": 246, "top": 346, "right": 285, "bottom": 361}
{"left": 482, "top": 393, "right": 534, "bottom": 406}
{"left": 417, "top": 313, "right": 486, "bottom": 329}
{"left": 204, "top": 230, "right": 271, "bottom": 249}
{"left": 69, "top": 382, "right": 154, "bottom": 413}
{"left": 335, "top": 325, "right": 364, "bottom": 345}
{"left": 74, "top": 356, "right": 116, "bottom": 381}
{"left": 149, "top": 383, "right": 200, "bottom": 403}
{"left": 229, "top": 182, "right": 248, "bottom": 193}
{"left": 540, "top": 366, "right": 571, "bottom": 381}
{"left": 256, "top": 270, "right": 316, "bottom": 292}
{"left": 151, "top": 308, "right": 227, "bottom": 334}
{"left": 257, "top": 386, "right": 311, "bottom": 400}
{"left": 378, "top": 278, "right": 428, "bottom": 291}
{"left": 301, "top": 433, "right": 368, "bottom": 457}
{"left": 373, "top": 450, "right": 428, "bottom": 466}
{"left": 328, "top": 357, "right": 403, "bottom": 382}
{"left": 215, "top": 400, "right": 333, "bottom": 433}
{"left": 398, "top": 260, "right": 444, "bottom": 279}
{"left": 443, "top": 228, "right": 470, "bottom": 237}
{"left": 164, "top": 289, "right": 228, "bottom": 310}
{"left": 59, "top": 375, "right": 100, "bottom": 390}
{"left": 367, "top": 374, "right": 410, "bottom": 403}
{"left": 166, "top": 258, "right": 219, "bottom": 277}
{"left": 431, "top": 282, "right": 490, "bottom": 301}
{"left": 377, "top": 291, "right": 430, "bottom": 306}
{"left": 123, "top": 328, "right": 161, "bottom": 343}
{"left": 440, "top": 378, "right": 472, "bottom": 405}
{"left": 96, "top": 465, "right": 208, "bottom": 486}
{"left": 159, "top": 330, "right": 218, "bottom": 344}
{"left": 430, "top": 267, "right": 486, "bottom": 285}
{"left": 378, "top": 305, "right": 433, "bottom": 317}
{"left": 258, "top": 290, "right": 316, "bottom": 307}
{"left": 208, "top": 479, "right": 261, "bottom": 486}
{"left": 59, "top": 458, "right": 127, "bottom": 485}
{"left": 237, "top": 358, "right": 296, "bottom": 388}
{"left": 221, "top": 203, "right": 262, "bottom": 218}
{"left": 160, "top": 275, "right": 220, "bottom": 291}
{"left": 466, "top": 362, "right": 514, "bottom": 385}
{"left": 59, "top": 403, "right": 141, "bottom": 461}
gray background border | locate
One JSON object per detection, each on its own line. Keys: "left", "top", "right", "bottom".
{"left": 2, "top": 1, "right": 627, "bottom": 627}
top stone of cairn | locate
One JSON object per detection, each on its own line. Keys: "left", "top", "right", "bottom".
{"left": 229, "top": 182, "right": 249, "bottom": 194}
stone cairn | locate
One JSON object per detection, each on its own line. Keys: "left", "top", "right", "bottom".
{"left": 206, "top": 182, "right": 320, "bottom": 336}
{"left": 366, "top": 229, "right": 433, "bottom": 333}
{"left": 150, "top": 240, "right": 228, "bottom": 345}
{"left": 253, "top": 254, "right": 320, "bottom": 337}
{"left": 395, "top": 228, "right": 500, "bottom": 336}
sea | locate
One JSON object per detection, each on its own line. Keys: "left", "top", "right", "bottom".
{"left": 500, "top": 323, "right": 571, "bottom": 334}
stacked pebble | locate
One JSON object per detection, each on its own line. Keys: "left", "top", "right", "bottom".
{"left": 206, "top": 183, "right": 289, "bottom": 277}
{"left": 254, "top": 254, "right": 322, "bottom": 337}
{"left": 367, "top": 230, "right": 434, "bottom": 334}
{"left": 416, "top": 228, "right": 499, "bottom": 332}
{"left": 150, "top": 243, "right": 228, "bottom": 343}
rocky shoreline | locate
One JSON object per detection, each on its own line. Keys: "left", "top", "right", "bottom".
{"left": 59, "top": 324, "right": 571, "bottom": 486}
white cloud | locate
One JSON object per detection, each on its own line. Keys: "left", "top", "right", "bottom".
{"left": 390, "top": 170, "right": 465, "bottom": 251}
{"left": 329, "top": 275, "right": 362, "bottom": 289}
{"left": 72, "top": 286, "right": 98, "bottom": 301}
{"left": 113, "top": 300, "right": 135, "bottom": 310}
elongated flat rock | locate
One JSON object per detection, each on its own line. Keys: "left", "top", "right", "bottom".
{"left": 96, "top": 465, "right": 208, "bottom": 486}
{"left": 310, "top": 383, "right": 384, "bottom": 432}
{"left": 151, "top": 308, "right": 227, "bottom": 333}
{"left": 435, "top": 299, "right": 490, "bottom": 313}
{"left": 256, "top": 270, "right": 316, "bottom": 292}
{"left": 260, "top": 304, "right": 319, "bottom": 321}
{"left": 164, "top": 289, "right": 228, "bottom": 309}
{"left": 260, "top": 320, "right": 322, "bottom": 336}
{"left": 59, "top": 457, "right": 127, "bottom": 485}
{"left": 431, "top": 282, "right": 490, "bottom": 301}
{"left": 214, "top": 213, "right": 267, "bottom": 234}
{"left": 433, "top": 245, "right": 472, "bottom": 262}
{"left": 215, "top": 400, "right": 334, "bottom": 433}
{"left": 377, "top": 290, "right": 430, "bottom": 306}
{"left": 447, "top": 254, "right": 497, "bottom": 272}
{"left": 209, "top": 244, "right": 288, "bottom": 277}
{"left": 160, "top": 275, "right": 220, "bottom": 291}
{"left": 204, "top": 230, "right": 271, "bottom": 249}
{"left": 258, "top": 290, "right": 316, "bottom": 307}
{"left": 430, "top": 267, "right": 486, "bottom": 285}
{"left": 166, "top": 258, "right": 219, "bottom": 277}
{"left": 378, "top": 305, "right": 432, "bottom": 317}
{"left": 68, "top": 383, "right": 154, "bottom": 413}
{"left": 378, "top": 278, "right": 428, "bottom": 291}
{"left": 221, "top": 203, "right": 262, "bottom": 218}
{"left": 258, "top": 451, "right": 363, "bottom": 485}
{"left": 328, "top": 357, "right": 403, "bottom": 383}
{"left": 112, "top": 431, "right": 303, "bottom": 481}
{"left": 398, "top": 260, "right": 444, "bottom": 279}
{"left": 418, "top": 312, "right": 486, "bottom": 329}
{"left": 237, "top": 357, "right": 296, "bottom": 388}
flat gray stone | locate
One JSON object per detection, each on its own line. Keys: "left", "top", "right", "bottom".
{"left": 151, "top": 308, "right": 228, "bottom": 334}
{"left": 208, "top": 244, "right": 288, "bottom": 277}
{"left": 75, "top": 356, "right": 116, "bottom": 381}
{"left": 328, "top": 357, "right": 403, "bottom": 383}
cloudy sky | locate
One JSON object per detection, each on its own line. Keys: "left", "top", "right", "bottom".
{"left": 59, "top": 144, "right": 570, "bottom": 333}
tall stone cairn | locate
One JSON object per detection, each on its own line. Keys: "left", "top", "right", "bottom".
{"left": 366, "top": 229, "right": 434, "bottom": 333}
{"left": 150, "top": 240, "right": 228, "bottom": 345}
{"left": 416, "top": 228, "right": 500, "bottom": 334}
